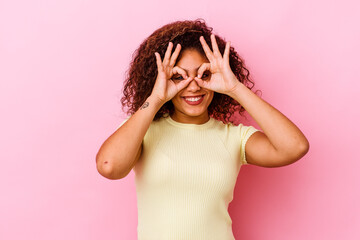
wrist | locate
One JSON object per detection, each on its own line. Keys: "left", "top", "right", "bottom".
{"left": 227, "top": 81, "right": 243, "bottom": 99}
{"left": 147, "top": 95, "right": 165, "bottom": 109}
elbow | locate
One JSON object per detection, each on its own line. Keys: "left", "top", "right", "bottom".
{"left": 289, "top": 139, "right": 310, "bottom": 164}
{"left": 96, "top": 156, "right": 128, "bottom": 180}
{"left": 275, "top": 140, "right": 310, "bottom": 167}
{"left": 299, "top": 138, "right": 310, "bottom": 157}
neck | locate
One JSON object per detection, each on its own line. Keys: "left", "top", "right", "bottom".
{"left": 170, "top": 111, "right": 210, "bottom": 124}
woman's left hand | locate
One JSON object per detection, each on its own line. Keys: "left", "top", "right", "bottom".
{"left": 195, "top": 34, "right": 241, "bottom": 95}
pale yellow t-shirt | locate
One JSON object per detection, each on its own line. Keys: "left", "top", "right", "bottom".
{"left": 117, "top": 115, "right": 260, "bottom": 240}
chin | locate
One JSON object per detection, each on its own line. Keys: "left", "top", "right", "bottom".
{"left": 181, "top": 109, "right": 208, "bottom": 117}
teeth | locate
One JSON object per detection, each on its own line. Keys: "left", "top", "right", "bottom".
{"left": 185, "top": 96, "right": 202, "bottom": 102}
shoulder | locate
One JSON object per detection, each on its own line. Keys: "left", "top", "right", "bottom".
{"left": 211, "top": 118, "right": 258, "bottom": 135}
{"left": 210, "top": 118, "right": 259, "bottom": 144}
{"left": 211, "top": 118, "right": 261, "bottom": 148}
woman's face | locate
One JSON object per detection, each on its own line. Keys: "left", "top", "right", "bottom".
{"left": 170, "top": 48, "right": 214, "bottom": 124}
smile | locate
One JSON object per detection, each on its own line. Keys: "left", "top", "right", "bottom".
{"left": 182, "top": 95, "right": 205, "bottom": 105}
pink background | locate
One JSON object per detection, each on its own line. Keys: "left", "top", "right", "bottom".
{"left": 1, "top": 0, "right": 359, "bottom": 239}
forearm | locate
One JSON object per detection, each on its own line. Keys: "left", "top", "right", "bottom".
{"left": 96, "top": 95, "right": 163, "bottom": 179}
{"left": 228, "top": 81, "right": 309, "bottom": 156}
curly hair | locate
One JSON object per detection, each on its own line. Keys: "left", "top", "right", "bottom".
{"left": 120, "top": 18, "right": 260, "bottom": 124}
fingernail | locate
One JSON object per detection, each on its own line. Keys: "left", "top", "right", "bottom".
{"left": 197, "top": 74, "right": 201, "bottom": 78}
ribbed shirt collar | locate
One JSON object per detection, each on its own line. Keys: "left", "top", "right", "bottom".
{"left": 165, "top": 115, "right": 216, "bottom": 130}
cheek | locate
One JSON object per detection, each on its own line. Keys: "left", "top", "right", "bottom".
{"left": 208, "top": 92, "right": 214, "bottom": 101}
{"left": 171, "top": 94, "right": 182, "bottom": 106}
{"left": 175, "top": 93, "right": 183, "bottom": 102}
{"left": 171, "top": 91, "right": 180, "bottom": 100}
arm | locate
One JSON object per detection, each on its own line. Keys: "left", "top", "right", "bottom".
{"left": 96, "top": 41, "right": 193, "bottom": 179}
{"left": 228, "top": 83, "right": 310, "bottom": 167}
{"left": 96, "top": 95, "right": 163, "bottom": 179}
{"left": 195, "top": 34, "right": 309, "bottom": 167}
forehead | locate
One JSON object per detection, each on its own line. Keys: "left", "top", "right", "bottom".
{"left": 175, "top": 49, "right": 209, "bottom": 70}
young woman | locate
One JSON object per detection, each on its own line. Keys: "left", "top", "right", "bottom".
{"left": 96, "top": 19, "right": 309, "bottom": 239}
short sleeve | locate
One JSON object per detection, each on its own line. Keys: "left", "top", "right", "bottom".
{"left": 239, "top": 124, "right": 261, "bottom": 165}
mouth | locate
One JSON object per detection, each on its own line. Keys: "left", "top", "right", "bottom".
{"left": 181, "top": 94, "right": 205, "bottom": 105}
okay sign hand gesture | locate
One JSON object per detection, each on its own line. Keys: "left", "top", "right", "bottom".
{"left": 152, "top": 42, "right": 193, "bottom": 104}
{"left": 195, "top": 34, "right": 241, "bottom": 95}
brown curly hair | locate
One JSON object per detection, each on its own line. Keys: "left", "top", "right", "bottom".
{"left": 121, "top": 18, "right": 260, "bottom": 124}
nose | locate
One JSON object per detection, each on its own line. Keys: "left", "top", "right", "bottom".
{"left": 186, "top": 78, "right": 201, "bottom": 92}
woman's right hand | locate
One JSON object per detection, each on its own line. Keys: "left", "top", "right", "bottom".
{"left": 151, "top": 42, "right": 193, "bottom": 104}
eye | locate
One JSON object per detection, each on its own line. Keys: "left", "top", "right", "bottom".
{"left": 172, "top": 75, "right": 184, "bottom": 80}
{"left": 200, "top": 72, "right": 211, "bottom": 79}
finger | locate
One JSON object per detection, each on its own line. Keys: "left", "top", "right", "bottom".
{"left": 210, "top": 34, "right": 221, "bottom": 57}
{"left": 172, "top": 66, "right": 188, "bottom": 80}
{"left": 197, "top": 63, "right": 211, "bottom": 79}
{"left": 154, "top": 52, "right": 164, "bottom": 71}
{"left": 163, "top": 42, "right": 173, "bottom": 66}
{"left": 169, "top": 43, "right": 181, "bottom": 67}
{"left": 175, "top": 77, "right": 193, "bottom": 91}
{"left": 194, "top": 77, "right": 210, "bottom": 89}
{"left": 199, "top": 36, "right": 215, "bottom": 61}
{"left": 224, "top": 41, "right": 231, "bottom": 63}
